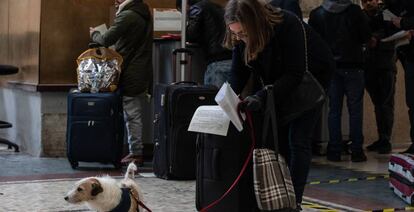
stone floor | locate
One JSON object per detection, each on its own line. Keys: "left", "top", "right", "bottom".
{"left": 0, "top": 144, "right": 412, "bottom": 212}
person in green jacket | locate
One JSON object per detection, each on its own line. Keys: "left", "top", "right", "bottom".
{"left": 90, "top": 0, "right": 153, "bottom": 166}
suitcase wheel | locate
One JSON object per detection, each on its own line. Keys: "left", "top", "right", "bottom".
{"left": 70, "top": 161, "right": 79, "bottom": 169}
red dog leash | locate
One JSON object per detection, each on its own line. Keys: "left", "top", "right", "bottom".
{"left": 130, "top": 189, "right": 152, "bottom": 212}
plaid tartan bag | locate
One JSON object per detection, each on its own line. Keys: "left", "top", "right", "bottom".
{"left": 253, "top": 86, "right": 296, "bottom": 210}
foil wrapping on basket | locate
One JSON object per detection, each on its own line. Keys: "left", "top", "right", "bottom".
{"left": 77, "top": 58, "right": 120, "bottom": 93}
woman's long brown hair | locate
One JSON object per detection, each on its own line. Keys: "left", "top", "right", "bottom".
{"left": 223, "top": 0, "right": 283, "bottom": 64}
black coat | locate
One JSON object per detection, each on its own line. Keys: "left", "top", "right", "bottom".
{"left": 92, "top": 0, "right": 153, "bottom": 96}
{"left": 187, "top": 0, "right": 232, "bottom": 63}
{"left": 269, "top": 0, "right": 303, "bottom": 19}
{"left": 308, "top": 4, "right": 371, "bottom": 69}
{"left": 363, "top": 9, "right": 397, "bottom": 71}
{"left": 398, "top": 0, "right": 414, "bottom": 29}
{"left": 230, "top": 11, "right": 334, "bottom": 106}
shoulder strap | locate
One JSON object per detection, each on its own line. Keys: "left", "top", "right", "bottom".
{"left": 296, "top": 15, "right": 308, "bottom": 73}
{"left": 262, "top": 86, "right": 279, "bottom": 153}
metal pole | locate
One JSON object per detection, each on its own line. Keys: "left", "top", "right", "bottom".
{"left": 180, "top": 0, "right": 187, "bottom": 81}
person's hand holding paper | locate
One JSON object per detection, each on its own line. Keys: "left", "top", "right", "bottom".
{"left": 215, "top": 82, "right": 244, "bottom": 131}
{"left": 90, "top": 24, "right": 108, "bottom": 37}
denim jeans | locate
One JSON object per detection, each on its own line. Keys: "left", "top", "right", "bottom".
{"left": 278, "top": 106, "right": 322, "bottom": 204}
{"left": 400, "top": 59, "right": 414, "bottom": 142}
{"left": 122, "top": 93, "right": 147, "bottom": 156}
{"left": 204, "top": 60, "right": 232, "bottom": 88}
{"left": 328, "top": 69, "right": 365, "bottom": 153}
{"left": 365, "top": 68, "right": 396, "bottom": 142}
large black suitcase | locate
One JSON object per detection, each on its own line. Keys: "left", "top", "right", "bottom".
{"left": 153, "top": 82, "right": 217, "bottom": 179}
{"left": 196, "top": 123, "right": 259, "bottom": 211}
{"left": 66, "top": 90, "right": 124, "bottom": 169}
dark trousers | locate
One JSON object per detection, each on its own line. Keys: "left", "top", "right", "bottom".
{"left": 279, "top": 105, "right": 322, "bottom": 204}
{"left": 400, "top": 57, "right": 414, "bottom": 142}
{"left": 365, "top": 67, "right": 396, "bottom": 142}
{"left": 328, "top": 69, "right": 365, "bottom": 153}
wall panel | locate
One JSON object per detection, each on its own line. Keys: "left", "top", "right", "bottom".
{"left": 39, "top": 0, "right": 113, "bottom": 84}
{"left": 8, "top": 0, "right": 41, "bottom": 84}
{"left": 0, "top": 0, "right": 9, "bottom": 65}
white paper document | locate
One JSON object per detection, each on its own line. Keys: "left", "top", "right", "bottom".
{"left": 93, "top": 23, "right": 108, "bottom": 34}
{"left": 383, "top": 9, "right": 398, "bottom": 21}
{"left": 188, "top": 106, "right": 230, "bottom": 136}
{"left": 381, "top": 30, "right": 408, "bottom": 42}
{"left": 396, "top": 37, "right": 411, "bottom": 48}
{"left": 215, "top": 82, "right": 244, "bottom": 132}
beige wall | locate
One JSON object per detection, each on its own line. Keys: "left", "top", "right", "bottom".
{"left": 0, "top": 0, "right": 41, "bottom": 86}
{"left": 364, "top": 63, "right": 411, "bottom": 145}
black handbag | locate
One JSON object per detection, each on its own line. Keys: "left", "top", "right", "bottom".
{"left": 279, "top": 71, "right": 325, "bottom": 125}
{"left": 278, "top": 17, "right": 326, "bottom": 125}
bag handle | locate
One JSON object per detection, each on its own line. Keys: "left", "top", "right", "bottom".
{"left": 200, "top": 105, "right": 256, "bottom": 212}
{"left": 262, "top": 86, "right": 280, "bottom": 154}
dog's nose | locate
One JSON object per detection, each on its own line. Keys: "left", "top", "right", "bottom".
{"left": 64, "top": 196, "right": 68, "bottom": 201}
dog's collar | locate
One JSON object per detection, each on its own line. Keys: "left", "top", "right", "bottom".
{"left": 109, "top": 188, "right": 131, "bottom": 212}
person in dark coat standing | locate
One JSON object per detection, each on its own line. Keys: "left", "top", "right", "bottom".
{"left": 384, "top": 0, "right": 414, "bottom": 153}
{"left": 90, "top": 0, "right": 153, "bottom": 166}
{"left": 362, "top": 0, "right": 398, "bottom": 154}
{"left": 224, "top": 0, "right": 334, "bottom": 206}
{"left": 177, "top": 0, "right": 233, "bottom": 88}
{"left": 309, "top": 0, "right": 371, "bottom": 162}
{"left": 269, "top": 0, "right": 303, "bottom": 19}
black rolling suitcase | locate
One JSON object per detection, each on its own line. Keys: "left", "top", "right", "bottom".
{"left": 66, "top": 90, "right": 124, "bottom": 169}
{"left": 152, "top": 43, "right": 218, "bottom": 180}
{"left": 153, "top": 81, "right": 217, "bottom": 180}
{"left": 196, "top": 120, "right": 260, "bottom": 211}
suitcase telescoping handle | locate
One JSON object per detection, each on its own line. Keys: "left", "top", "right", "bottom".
{"left": 172, "top": 81, "right": 198, "bottom": 86}
{"left": 172, "top": 48, "right": 193, "bottom": 82}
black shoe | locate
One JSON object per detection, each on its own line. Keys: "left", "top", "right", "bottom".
{"left": 401, "top": 144, "right": 414, "bottom": 154}
{"left": 351, "top": 151, "right": 367, "bottom": 162}
{"left": 294, "top": 203, "right": 302, "bottom": 211}
{"left": 366, "top": 140, "right": 382, "bottom": 151}
{"left": 327, "top": 151, "right": 341, "bottom": 162}
{"left": 342, "top": 140, "right": 352, "bottom": 155}
{"left": 377, "top": 142, "right": 392, "bottom": 154}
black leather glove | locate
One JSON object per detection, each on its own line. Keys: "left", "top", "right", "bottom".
{"left": 243, "top": 95, "right": 263, "bottom": 111}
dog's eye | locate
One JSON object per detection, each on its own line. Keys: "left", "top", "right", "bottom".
{"left": 77, "top": 187, "right": 83, "bottom": 192}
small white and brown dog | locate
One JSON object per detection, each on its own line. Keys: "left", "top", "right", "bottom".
{"left": 64, "top": 163, "right": 150, "bottom": 212}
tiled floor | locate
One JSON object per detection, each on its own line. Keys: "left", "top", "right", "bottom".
{"left": 0, "top": 144, "right": 412, "bottom": 212}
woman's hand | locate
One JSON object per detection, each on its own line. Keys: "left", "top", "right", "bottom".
{"left": 241, "top": 95, "right": 263, "bottom": 111}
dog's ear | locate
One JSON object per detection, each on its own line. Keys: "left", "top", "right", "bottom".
{"left": 90, "top": 179, "right": 103, "bottom": 196}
